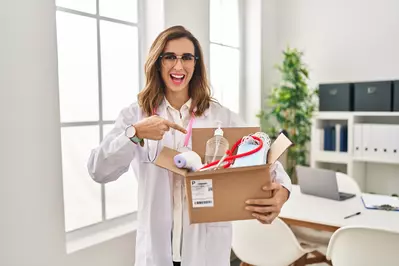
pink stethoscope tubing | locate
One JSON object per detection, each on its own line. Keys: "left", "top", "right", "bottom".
{"left": 152, "top": 108, "right": 195, "bottom": 148}
{"left": 199, "top": 135, "right": 264, "bottom": 170}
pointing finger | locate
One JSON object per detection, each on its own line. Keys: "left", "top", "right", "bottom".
{"left": 160, "top": 124, "right": 170, "bottom": 131}
{"left": 164, "top": 120, "right": 187, "bottom": 134}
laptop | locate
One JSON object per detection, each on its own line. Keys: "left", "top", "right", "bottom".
{"left": 296, "top": 165, "right": 356, "bottom": 201}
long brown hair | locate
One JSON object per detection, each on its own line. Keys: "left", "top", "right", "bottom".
{"left": 138, "top": 25, "right": 214, "bottom": 117}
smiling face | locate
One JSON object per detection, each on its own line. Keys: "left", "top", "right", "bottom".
{"left": 138, "top": 26, "right": 212, "bottom": 117}
{"left": 160, "top": 37, "right": 196, "bottom": 95}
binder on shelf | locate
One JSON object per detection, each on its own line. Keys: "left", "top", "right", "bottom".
{"left": 323, "top": 124, "right": 348, "bottom": 152}
{"left": 353, "top": 123, "right": 399, "bottom": 161}
{"left": 315, "top": 128, "right": 324, "bottom": 152}
{"left": 373, "top": 124, "right": 390, "bottom": 158}
{"left": 362, "top": 124, "right": 373, "bottom": 157}
{"left": 339, "top": 125, "right": 348, "bottom": 152}
{"left": 335, "top": 124, "right": 341, "bottom": 152}
{"left": 369, "top": 124, "right": 381, "bottom": 157}
{"left": 353, "top": 124, "right": 362, "bottom": 157}
{"left": 331, "top": 126, "right": 336, "bottom": 151}
{"left": 392, "top": 125, "right": 399, "bottom": 159}
{"left": 323, "top": 125, "right": 335, "bottom": 151}
{"left": 361, "top": 193, "right": 399, "bottom": 211}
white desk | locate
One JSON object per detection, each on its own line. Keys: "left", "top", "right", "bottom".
{"left": 280, "top": 185, "right": 399, "bottom": 233}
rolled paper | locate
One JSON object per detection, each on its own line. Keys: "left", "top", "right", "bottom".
{"left": 174, "top": 154, "right": 187, "bottom": 168}
{"left": 174, "top": 151, "right": 203, "bottom": 172}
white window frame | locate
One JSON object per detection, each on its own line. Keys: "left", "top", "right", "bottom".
{"left": 55, "top": 0, "right": 145, "bottom": 251}
{"left": 209, "top": 0, "right": 246, "bottom": 118}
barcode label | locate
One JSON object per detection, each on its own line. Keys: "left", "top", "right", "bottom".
{"left": 195, "top": 200, "right": 213, "bottom": 205}
{"left": 193, "top": 199, "right": 213, "bottom": 208}
{"left": 191, "top": 179, "right": 214, "bottom": 208}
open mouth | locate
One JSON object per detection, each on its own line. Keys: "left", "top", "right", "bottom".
{"left": 170, "top": 73, "right": 185, "bottom": 86}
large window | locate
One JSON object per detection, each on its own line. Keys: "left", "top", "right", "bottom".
{"left": 209, "top": 0, "right": 241, "bottom": 114}
{"left": 55, "top": 0, "right": 140, "bottom": 232}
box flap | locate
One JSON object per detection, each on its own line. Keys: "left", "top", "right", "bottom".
{"left": 154, "top": 147, "right": 187, "bottom": 176}
{"left": 192, "top": 127, "right": 260, "bottom": 160}
{"left": 267, "top": 133, "right": 293, "bottom": 164}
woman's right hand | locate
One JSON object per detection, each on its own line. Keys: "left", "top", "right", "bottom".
{"left": 133, "top": 115, "right": 187, "bottom": 140}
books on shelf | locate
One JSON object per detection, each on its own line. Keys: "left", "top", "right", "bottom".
{"left": 322, "top": 124, "right": 348, "bottom": 152}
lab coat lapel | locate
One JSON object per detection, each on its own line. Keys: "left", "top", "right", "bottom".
{"left": 192, "top": 107, "right": 211, "bottom": 128}
{"left": 156, "top": 101, "right": 174, "bottom": 149}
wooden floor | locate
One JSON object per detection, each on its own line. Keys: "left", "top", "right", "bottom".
{"left": 231, "top": 259, "right": 330, "bottom": 266}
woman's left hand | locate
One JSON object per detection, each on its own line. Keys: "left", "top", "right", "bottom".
{"left": 245, "top": 182, "right": 290, "bottom": 224}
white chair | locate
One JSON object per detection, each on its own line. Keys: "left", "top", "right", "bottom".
{"left": 231, "top": 217, "right": 326, "bottom": 266}
{"left": 326, "top": 226, "right": 399, "bottom": 266}
{"left": 290, "top": 172, "right": 361, "bottom": 247}
{"left": 335, "top": 172, "right": 361, "bottom": 194}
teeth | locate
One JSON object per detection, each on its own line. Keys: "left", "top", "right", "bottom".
{"left": 171, "top": 74, "right": 184, "bottom": 79}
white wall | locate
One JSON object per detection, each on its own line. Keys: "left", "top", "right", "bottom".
{"left": 243, "top": 0, "right": 262, "bottom": 125}
{"left": 164, "top": 0, "right": 210, "bottom": 71}
{"left": 0, "top": 0, "right": 67, "bottom": 265}
{"left": 274, "top": 0, "right": 399, "bottom": 87}
{"left": 261, "top": 0, "right": 399, "bottom": 98}
{"left": 260, "top": 0, "right": 279, "bottom": 109}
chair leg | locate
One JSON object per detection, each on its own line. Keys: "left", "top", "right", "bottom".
{"left": 241, "top": 252, "right": 332, "bottom": 266}
{"left": 293, "top": 254, "right": 307, "bottom": 266}
{"left": 304, "top": 251, "right": 332, "bottom": 265}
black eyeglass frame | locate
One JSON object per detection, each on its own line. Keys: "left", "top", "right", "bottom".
{"left": 158, "top": 53, "right": 199, "bottom": 64}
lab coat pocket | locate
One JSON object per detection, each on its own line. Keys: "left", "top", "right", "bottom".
{"left": 205, "top": 222, "right": 232, "bottom": 266}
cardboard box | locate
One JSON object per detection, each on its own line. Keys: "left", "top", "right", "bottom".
{"left": 154, "top": 127, "right": 292, "bottom": 224}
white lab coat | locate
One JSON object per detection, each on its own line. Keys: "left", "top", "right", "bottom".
{"left": 87, "top": 99, "right": 292, "bottom": 266}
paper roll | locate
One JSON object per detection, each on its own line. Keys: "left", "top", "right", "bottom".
{"left": 174, "top": 151, "right": 203, "bottom": 172}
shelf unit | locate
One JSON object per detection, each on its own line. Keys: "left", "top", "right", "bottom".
{"left": 310, "top": 111, "right": 399, "bottom": 196}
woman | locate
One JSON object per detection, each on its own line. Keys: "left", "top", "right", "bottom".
{"left": 87, "top": 25, "right": 291, "bottom": 266}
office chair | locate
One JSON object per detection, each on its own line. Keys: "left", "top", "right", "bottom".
{"left": 232, "top": 218, "right": 328, "bottom": 266}
{"left": 327, "top": 226, "right": 399, "bottom": 266}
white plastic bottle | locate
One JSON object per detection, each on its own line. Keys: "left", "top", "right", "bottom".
{"left": 204, "top": 123, "right": 230, "bottom": 164}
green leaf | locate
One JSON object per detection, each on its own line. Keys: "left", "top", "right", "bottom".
{"left": 257, "top": 47, "right": 316, "bottom": 181}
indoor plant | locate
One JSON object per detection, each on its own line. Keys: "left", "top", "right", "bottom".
{"left": 258, "top": 47, "right": 318, "bottom": 180}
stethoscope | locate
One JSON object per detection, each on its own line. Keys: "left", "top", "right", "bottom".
{"left": 146, "top": 108, "right": 195, "bottom": 162}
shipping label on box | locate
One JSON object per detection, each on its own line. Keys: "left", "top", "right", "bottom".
{"left": 191, "top": 179, "right": 214, "bottom": 208}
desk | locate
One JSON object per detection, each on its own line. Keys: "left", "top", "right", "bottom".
{"left": 280, "top": 185, "right": 399, "bottom": 233}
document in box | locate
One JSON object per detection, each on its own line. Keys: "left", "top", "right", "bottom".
{"left": 361, "top": 193, "right": 399, "bottom": 211}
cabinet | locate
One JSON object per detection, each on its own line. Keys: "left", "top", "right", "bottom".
{"left": 310, "top": 112, "right": 399, "bottom": 196}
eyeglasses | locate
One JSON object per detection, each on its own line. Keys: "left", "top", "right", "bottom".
{"left": 159, "top": 53, "right": 198, "bottom": 68}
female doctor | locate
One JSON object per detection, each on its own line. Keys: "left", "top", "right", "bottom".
{"left": 87, "top": 25, "right": 292, "bottom": 266}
